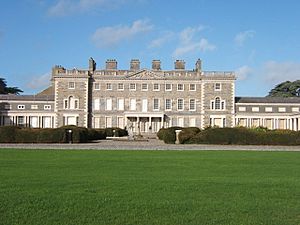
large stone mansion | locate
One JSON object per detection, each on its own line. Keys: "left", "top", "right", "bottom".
{"left": 1, "top": 58, "right": 300, "bottom": 133}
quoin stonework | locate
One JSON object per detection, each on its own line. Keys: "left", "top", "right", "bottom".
{"left": 1, "top": 58, "right": 300, "bottom": 133}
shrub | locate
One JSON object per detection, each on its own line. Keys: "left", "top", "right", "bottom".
{"left": 178, "top": 127, "right": 201, "bottom": 144}
{"left": 87, "top": 129, "right": 107, "bottom": 141}
{"left": 105, "top": 128, "right": 128, "bottom": 137}
{"left": 157, "top": 127, "right": 183, "bottom": 144}
{"left": 0, "top": 126, "right": 19, "bottom": 143}
{"left": 15, "top": 128, "right": 39, "bottom": 143}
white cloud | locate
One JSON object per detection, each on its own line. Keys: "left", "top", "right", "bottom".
{"left": 262, "top": 61, "right": 300, "bottom": 84}
{"left": 172, "top": 26, "right": 216, "bottom": 57}
{"left": 27, "top": 72, "right": 51, "bottom": 90}
{"left": 235, "top": 65, "right": 252, "bottom": 80}
{"left": 148, "top": 31, "right": 174, "bottom": 49}
{"left": 234, "top": 30, "right": 255, "bottom": 47}
{"left": 48, "top": 0, "right": 137, "bottom": 16}
{"left": 91, "top": 19, "right": 153, "bottom": 48}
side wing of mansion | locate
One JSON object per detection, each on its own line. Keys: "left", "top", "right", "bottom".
{"left": 1, "top": 58, "right": 300, "bottom": 133}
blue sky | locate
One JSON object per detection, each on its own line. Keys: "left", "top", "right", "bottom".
{"left": 1, "top": 0, "right": 300, "bottom": 96}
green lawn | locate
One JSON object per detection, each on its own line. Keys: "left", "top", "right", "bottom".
{"left": 0, "top": 149, "right": 300, "bottom": 225}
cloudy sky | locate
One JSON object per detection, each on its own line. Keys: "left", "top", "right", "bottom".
{"left": 0, "top": 0, "right": 300, "bottom": 96}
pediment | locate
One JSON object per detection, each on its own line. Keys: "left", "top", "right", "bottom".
{"left": 126, "top": 69, "right": 164, "bottom": 79}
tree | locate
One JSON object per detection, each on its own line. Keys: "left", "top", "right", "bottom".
{"left": 0, "top": 78, "right": 23, "bottom": 95}
{"left": 267, "top": 80, "right": 300, "bottom": 97}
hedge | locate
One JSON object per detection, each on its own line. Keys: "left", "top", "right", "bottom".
{"left": 104, "top": 127, "right": 128, "bottom": 137}
{"left": 157, "top": 127, "right": 183, "bottom": 144}
{"left": 0, "top": 126, "right": 108, "bottom": 143}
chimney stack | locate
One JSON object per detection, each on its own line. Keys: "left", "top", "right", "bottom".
{"left": 174, "top": 60, "right": 185, "bottom": 70}
{"left": 152, "top": 60, "right": 161, "bottom": 70}
{"left": 130, "top": 59, "right": 140, "bottom": 71}
{"left": 105, "top": 59, "right": 117, "bottom": 70}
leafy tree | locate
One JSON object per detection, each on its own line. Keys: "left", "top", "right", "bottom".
{"left": 0, "top": 78, "right": 23, "bottom": 95}
{"left": 267, "top": 80, "right": 300, "bottom": 97}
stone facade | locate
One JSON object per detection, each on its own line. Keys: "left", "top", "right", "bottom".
{"left": 1, "top": 58, "right": 300, "bottom": 132}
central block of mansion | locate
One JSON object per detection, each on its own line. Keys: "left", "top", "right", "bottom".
{"left": 1, "top": 58, "right": 300, "bottom": 133}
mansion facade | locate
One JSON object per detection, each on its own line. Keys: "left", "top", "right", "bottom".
{"left": 1, "top": 58, "right": 300, "bottom": 133}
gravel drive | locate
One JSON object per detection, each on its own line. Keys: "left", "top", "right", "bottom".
{"left": 1, "top": 139, "right": 300, "bottom": 151}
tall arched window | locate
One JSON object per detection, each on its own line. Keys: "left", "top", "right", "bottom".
{"left": 215, "top": 97, "right": 221, "bottom": 110}
{"left": 64, "top": 96, "right": 79, "bottom": 110}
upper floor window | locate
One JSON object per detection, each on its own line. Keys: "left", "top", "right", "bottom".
{"left": 278, "top": 107, "right": 286, "bottom": 112}
{"left": 189, "top": 84, "right": 196, "bottom": 91}
{"left": 129, "top": 83, "right": 136, "bottom": 91}
{"left": 189, "top": 99, "right": 196, "bottom": 111}
{"left": 94, "top": 83, "right": 100, "bottom": 90}
{"left": 31, "top": 105, "right": 38, "bottom": 110}
{"left": 215, "top": 83, "right": 221, "bottom": 91}
{"left": 177, "top": 84, "right": 184, "bottom": 91}
{"left": 44, "top": 105, "right": 51, "bottom": 110}
{"left": 141, "top": 83, "right": 148, "bottom": 91}
{"left": 68, "top": 82, "right": 75, "bottom": 89}
{"left": 153, "top": 99, "right": 159, "bottom": 110}
{"left": 211, "top": 97, "right": 225, "bottom": 110}
{"left": 165, "top": 83, "right": 172, "bottom": 91}
{"left": 18, "top": 105, "right": 25, "bottom": 109}
{"left": 4, "top": 104, "right": 11, "bottom": 110}
{"left": 265, "top": 107, "right": 272, "bottom": 112}
{"left": 106, "top": 83, "right": 112, "bottom": 90}
{"left": 130, "top": 98, "right": 136, "bottom": 111}
{"left": 117, "top": 83, "right": 124, "bottom": 90}
{"left": 177, "top": 99, "right": 184, "bottom": 111}
{"left": 153, "top": 83, "right": 160, "bottom": 91}
{"left": 106, "top": 98, "right": 112, "bottom": 111}
{"left": 165, "top": 99, "right": 172, "bottom": 111}
{"left": 64, "top": 96, "right": 79, "bottom": 109}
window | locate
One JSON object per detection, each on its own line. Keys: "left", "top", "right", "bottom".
{"left": 239, "top": 107, "right": 246, "bottom": 112}
{"left": 165, "top": 83, "right": 172, "bottom": 91}
{"left": 74, "top": 100, "right": 78, "bottom": 109}
{"left": 211, "top": 97, "right": 225, "bottom": 110}
{"left": 106, "top": 98, "right": 112, "bottom": 111}
{"left": 18, "top": 105, "right": 25, "bottom": 109}
{"left": 252, "top": 107, "right": 259, "bottom": 112}
{"left": 64, "top": 100, "right": 68, "bottom": 109}
{"left": 153, "top": 83, "right": 160, "bottom": 91}
{"left": 292, "top": 107, "right": 299, "bottom": 112}
{"left": 68, "top": 82, "right": 75, "bottom": 89}
{"left": 278, "top": 107, "right": 286, "bottom": 112}
{"left": 189, "top": 117, "right": 196, "bottom": 127}
{"left": 44, "top": 105, "right": 51, "bottom": 110}
{"left": 215, "top": 97, "right": 221, "bottom": 110}
{"left": 265, "top": 107, "right": 272, "bottom": 112}
{"left": 215, "top": 83, "right": 221, "bottom": 91}
{"left": 4, "top": 104, "right": 11, "bottom": 110}
{"left": 31, "top": 105, "right": 38, "bottom": 109}
{"left": 117, "top": 98, "right": 124, "bottom": 111}
{"left": 189, "top": 84, "right": 196, "bottom": 91}
{"left": 117, "top": 83, "right": 124, "bottom": 90}
{"left": 165, "top": 99, "right": 172, "bottom": 110}
{"left": 141, "top": 83, "right": 148, "bottom": 91}
{"left": 94, "top": 98, "right": 100, "bottom": 110}
{"left": 189, "top": 99, "right": 196, "bottom": 111}
{"left": 177, "top": 84, "right": 184, "bottom": 91}
{"left": 130, "top": 98, "right": 136, "bottom": 111}
{"left": 17, "top": 116, "right": 24, "bottom": 126}
{"left": 153, "top": 99, "right": 159, "bottom": 110}
{"left": 106, "top": 83, "right": 112, "bottom": 90}
{"left": 65, "top": 96, "right": 79, "bottom": 109}
{"left": 94, "top": 83, "right": 100, "bottom": 90}
{"left": 177, "top": 99, "right": 184, "bottom": 111}
{"left": 129, "top": 83, "right": 136, "bottom": 91}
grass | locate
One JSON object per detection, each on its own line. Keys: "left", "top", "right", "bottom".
{"left": 0, "top": 149, "right": 300, "bottom": 225}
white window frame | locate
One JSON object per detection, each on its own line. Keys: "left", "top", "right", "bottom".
{"left": 278, "top": 107, "right": 286, "bottom": 112}
{"left": 106, "top": 83, "right": 112, "bottom": 90}
{"left": 165, "top": 99, "right": 172, "bottom": 111}
{"left": 18, "top": 105, "right": 25, "bottom": 109}
{"left": 106, "top": 98, "right": 112, "bottom": 111}
{"left": 165, "top": 83, "right": 172, "bottom": 91}
{"left": 129, "top": 83, "right": 136, "bottom": 91}
{"left": 153, "top": 83, "right": 160, "bottom": 91}
{"left": 177, "top": 98, "right": 184, "bottom": 111}
{"left": 117, "top": 83, "right": 124, "bottom": 90}
{"left": 252, "top": 107, "right": 259, "bottom": 112}
{"left": 141, "top": 83, "right": 148, "bottom": 91}
{"left": 153, "top": 98, "right": 160, "bottom": 111}
{"left": 239, "top": 107, "right": 246, "bottom": 112}
{"left": 130, "top": 98, "right": 136, "bottom": 111}
{"left": 94, "top": 98, "right": 100, "bottom": 110}
{"left": 215, "top": 83, "right": 221, "bottom": 91}
{"left": 68, "top": 82, "right": 75, "bottom": 89}
{"left": 31, "top": 105, "right": 38, "bottom": 109}
{"left": 117, "top": 98, "right": 124, "bottom": 111}
{"left": 265, "top": 107, "right": 273, "bottom": 112}
{"left": 94, "top": 83, "right": 100, "bottom": 90}
{"left": 189, "top": 99, "right": 196, "bottom": 111}
{"left": 44, "top": 105, "right": 51, "bottom": 110}
{"left": 189, "top": 84, "right": 196, "bottom": 91}
{"left": 177, "top": 83, "right": 184, "bottom": 91}
{"left": 292, "top": 107, "right": 299, "bottom": 112}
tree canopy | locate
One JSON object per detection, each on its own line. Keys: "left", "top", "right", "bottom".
{"left": 267, "top": 80, "right": 300, "bottom": 97}
{"left": 0, "top": 78, "right": 23, "bottom": 95}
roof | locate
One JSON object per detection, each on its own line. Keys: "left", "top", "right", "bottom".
{"left": 0, "top": 94, "right": 54, "bottom": 101}
{"left": 36, "top": 86, "right": 54, "bottom": 96}
{"left": 235, "top": 97, "right": 300, "bottom": 104}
